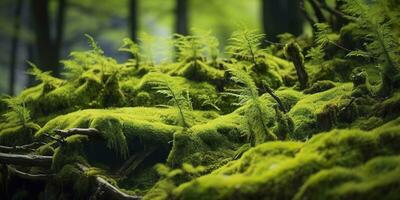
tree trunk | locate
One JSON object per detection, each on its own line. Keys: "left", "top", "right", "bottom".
{"left": 30, "top": 0, "right": 53, "bottom": 72}
{"left": 53, "top": 0, "right": 67, "bottom": 76}
{"left": 175, "top": 0, "right": 188, "bottom": 35}
{"left": 129, "top": 0, "right": 138, "bottom": 42}
{"left": 9, "top": 0, "right": 23, "bottom": 95}
{"left": 30, "top": 0, "right": 67, "bottom": 77}
{"left": 261, "top": 0, "right": 303, "bottom": 42}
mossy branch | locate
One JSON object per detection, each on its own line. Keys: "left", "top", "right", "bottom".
{"left": 284, "top": 42, "right": 309, "bottom": 90}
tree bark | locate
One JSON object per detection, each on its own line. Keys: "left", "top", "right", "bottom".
{"left": 0, "top": 142, "right": 43, "bottom": 153}
{"left": 0, "top": 152, "right": 52, "bottom": 167}
{"left": 261, "top": 0, "right": 303, "bottom": 42}
{"left": 54, "top": 0, "right": 67, "bottom": 76}
{"left": 8, "top": 166, "right": 55, "bottom": 181}
{"left": 175, "top": 0, "right": 188, "bottom": 35}
{"left": 30, "top": 0, "right": 67, "bottom": 76}
{"left": 76, "top": 164, "right": 143, "bottom": 200}
{"left": 9, "top": 0, "right": 23, "bottom": 95}
{"left": 129, "top": 0, "right": 138, "bottom": 43}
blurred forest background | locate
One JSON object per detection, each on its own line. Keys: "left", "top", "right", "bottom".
{"left": 0, "top": 0, "right": 332, "bottom": 95}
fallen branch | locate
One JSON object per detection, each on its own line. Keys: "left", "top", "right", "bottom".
{"left": 8, "top": 166, "right": 55, "bottom": 181}
{"left": 43, "top": 133, "right": 65, "bottom": 145}
{"left": 76, "top": 163, "right": 142, "bottom": 200}
{"left": 117, "top": 146, "right": 157, "bottom": 177}
{"left": 0, "top": 142, "right": 44, "bottom": 153}
{"left": 262, "top": 81, "right": 287, "bottom": 113}
{"left": 54, "top": 128, "right": 101, "bottom": 138}
{"left": 0, "top": 152, "right": 52, "bottom": 167}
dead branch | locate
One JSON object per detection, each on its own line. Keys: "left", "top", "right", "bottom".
{"left": 76, "top": 163, "right": 142, "bottom": 200}
{"left": 8, "top": 165, "right": 55, "bottom": 181}
{"left": 117, "top": 146, "right": 157, "bottom": 177}
{"left": 54, "top": 128, "right": 101, "bottom": 138}
{"left": 0, "top": 152, "right": 52, "bottom": 167}
{"left": 0, "top": 142, "right": 45, "bottom": 153}
{"left": 43, "top": 133, "right": 65, "bottom": 145}
{"left": 261, "top": 81, "right": 287, "bottom": 113}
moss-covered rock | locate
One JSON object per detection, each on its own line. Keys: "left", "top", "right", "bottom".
{"left": 164, "top": 117, "right": 400, "bottom": 200}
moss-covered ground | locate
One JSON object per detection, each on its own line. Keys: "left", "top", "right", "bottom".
{"left": 1, "top": 1, "right": 400, "bottom": 198}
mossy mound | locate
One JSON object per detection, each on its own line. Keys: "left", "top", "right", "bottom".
{"left": 288, "top": 83, "right": 354, "bottom": 139}
{"left": 167, "top": 117, "right": 400, "bottom": 200}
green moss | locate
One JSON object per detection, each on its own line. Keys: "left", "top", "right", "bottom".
{"left": 169, "top": 60, "right": 225, "bottom": 85}
{"left": 288, "top": 83, "right": 353, "bottom": 139}
{"left": 304, "top": 80, "right": 336, "bottom": 94}
{"left": 37, "top": 107, "right": 216, "bottom": 160}
{"left": 159, "top": 117, "right": 400, "bottom": 199}
{"left": 295, "top": 156, "right": 400, "bottom": 200}
{"left": 134, "top": 72, "right": 221, "bottom": 110}
{"left": 167, "top": 112, "right": 244, "bottom": 169}
{"left": 0, "top": 122, "right": 39, "bottom": 146}
{"left": 373, "top": 91, "right": 400, "bottom": 119}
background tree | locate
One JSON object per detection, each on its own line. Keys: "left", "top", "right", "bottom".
{"left": 129, "top": 0, "right": 138, "bottom": 42}
{"left": 30, "top": 0, "right": 67, "bottom": 76}
{"left": 8, "top": 0, "right": 23, "bottom": 95}
{"left": 175, "top": 0, "right": 188, "bottom": 35}
{"left": 261, "top": 0, "right": 303, "bottom": 42}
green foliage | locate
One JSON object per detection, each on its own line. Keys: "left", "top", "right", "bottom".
{"left": 342, "top": 0, "right": 400, "bottom": 95}
{"left": 152, "top": 80, "right": 192, "bottom": 128}
{"left": 85, "top": 34, "right": 104, "bottom": 55}
{"left": 225, "top": 64, "right": 277, "bottom": 145}
{"left": 2, "top": 96, "right": 31, "bottom": 126}
{"left": 62, "top": 34, "right": 122, "bottom": 81}
{"left": 314, "top": 23, "right": 340, "bottom": 47}
{"left": 174, "top": 34, "right": 207, "bottom": 62}
{"left": 119, "top": 38, "right": 141, "bottom": 67}
{"left": 306, "top": 45, "right": 325, "bottom": 65}
{"left": 27, "top": 62, "right": 60, "bottom": 85}
{"left": 226, "top": 28, "right": 265, "bottom": 64}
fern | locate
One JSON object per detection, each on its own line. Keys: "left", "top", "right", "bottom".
{"left": 119, "top": 38, "right": 140, "bottom": 67}
{"left": 314, "top": 23, "right": 340, "bottom": 47}
{"left": 151, "top": 80, "right": 192, "bottom": 128}
{"left": 225, "top": 64, "right": 277, "bottom": 145}
{"left": 85, "top": 34, "right": 104, "bottom": 55}
{"left": 62, "top": 35, "right": 122, "bottom": 81}
{"left": 174, "top": 34, "right": 207, "bottom": 62}
{"left": 139, "top": 32, "right": 157, "bottom": 66}
{"left": 306, "top": 46, "right": 325, "bottom": 65}
{"left": 2, "top": 96, "right": 31, "bottom": 127}
{"left": 226, "top": 28, "right": 265, "bottom": 65}
{"left": 27, "top": 62, "right": 60, "bottom": 85}
{"left": 342, "top": 0, "right": 399, "bottom": 95}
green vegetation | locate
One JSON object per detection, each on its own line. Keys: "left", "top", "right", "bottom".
{"left": 0, "top": 0, "right": 399, "bottom": 199}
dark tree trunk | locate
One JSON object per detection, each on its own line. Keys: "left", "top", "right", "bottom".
{"left": 9, "top": 0, "right": 23, "bottom": 95}
{"left": 30, "top": 0, "right": 67, "bottom": 76}
{"left": 54, "top": 0, "right": 67, "bottom": 76}
{"left": 262, "top": 0, "right": 303, "bottom": 42}
{"left": 30, "top": 0, "right": 54, "bottom": 71}
{"left": 175, "top": 0, "right": 188, "bottom": 35}
{"left": 129, "top": 0, "right": 138, "bottom": 42}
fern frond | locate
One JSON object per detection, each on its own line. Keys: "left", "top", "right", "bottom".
{"left": 314, "top": 23, "right": 339, "bottom": 47}
{"left": 119, "top": 38, "right": 140, "bottom": 55}
{"left": 225, "top": 64, "right": 276, "bottom": 144}
{"left": 27, "top": 62, "right": 60, "bottom": 84}
{"left": 2, "top": 96, "right": 31, "bottom": 126}
{"left": 306, "top": 46, "right": 325, "bottom": 64}
{"left": 226, "top": 29, "right": 265, "bottom": 63}
{"left": 85, "top": 34, "right": 104, "bottom": 55}
{"left": 174, "top": 34, "right": 207, "bottom": 62}
{"left": 151, "top": 80, "right": 192, "bottom": 128}
{"left": 342, "top": 0, "right": 399, "bottom": 95}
